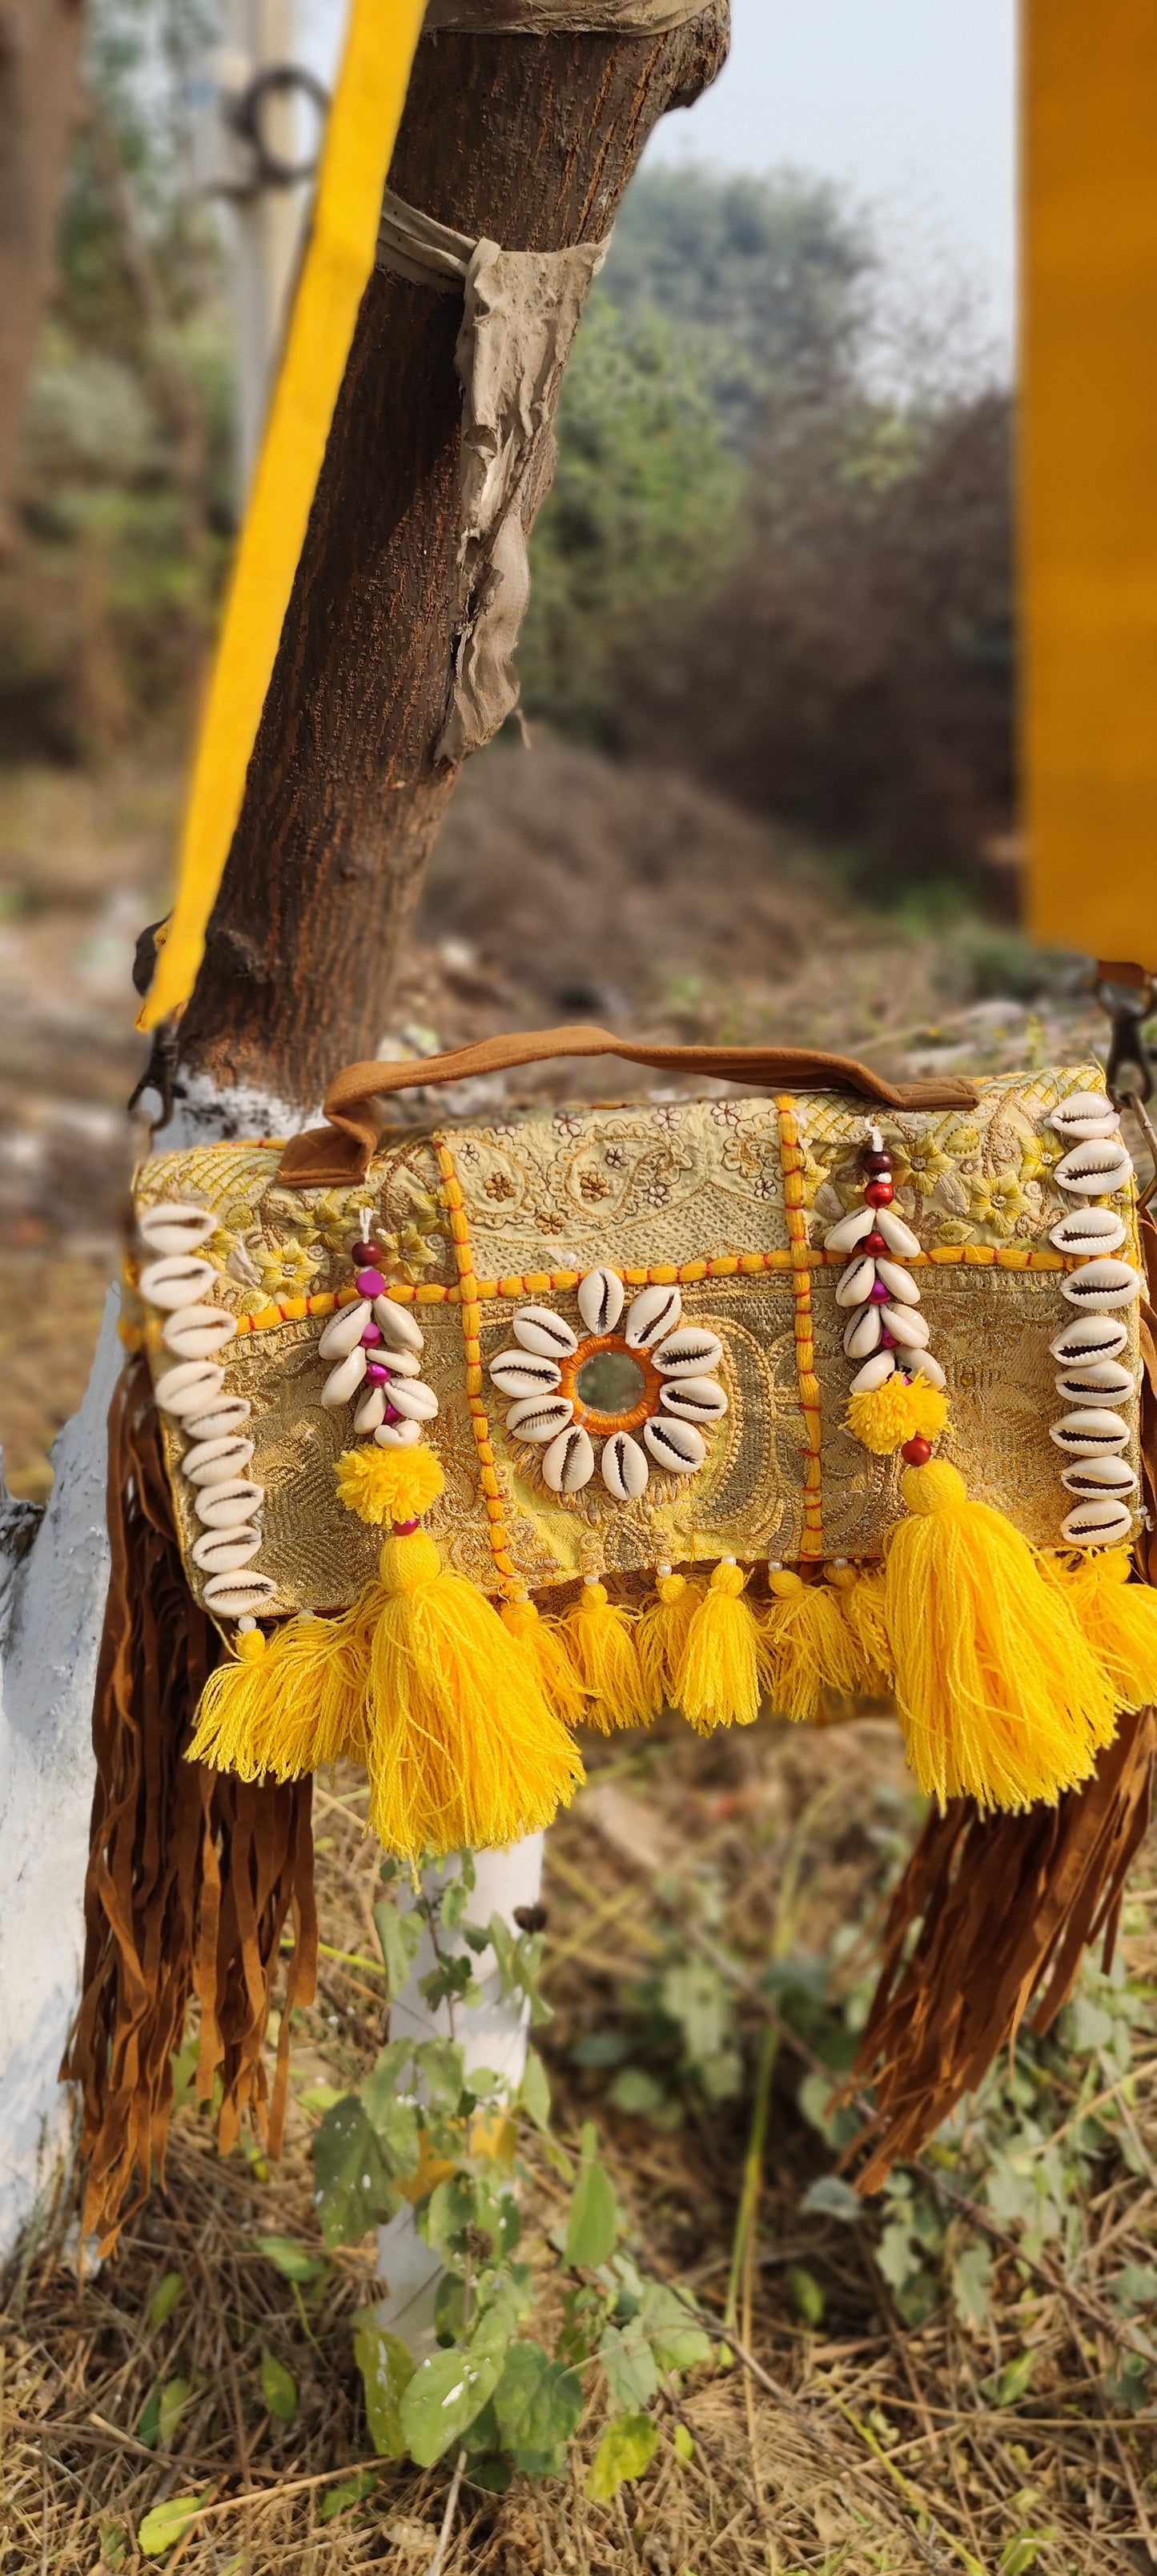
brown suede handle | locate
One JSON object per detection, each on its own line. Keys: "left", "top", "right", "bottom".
{"left": 276, "top": 1024, "right": 981, "bottom": 1186}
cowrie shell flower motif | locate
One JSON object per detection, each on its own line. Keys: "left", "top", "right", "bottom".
{"left": 494, "top": 1272, "right": 727, "bottom": 1499}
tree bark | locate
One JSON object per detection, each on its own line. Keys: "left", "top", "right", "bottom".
{"left": 0, "top": 0, "right": 85, "bottom": 551}
{"left": 177, "top": 6, "right": 730, "bottom": 1113}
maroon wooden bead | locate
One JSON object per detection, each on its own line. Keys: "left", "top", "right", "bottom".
{"left": 864, "top": 1179, "right": 894, "bottom": 1206}
{"left": 862, "top": 1150, "right": 892, "bottom": 1175}
{"left": 902, "top": 1436, "right": 933, "bottom": 1467}
{"left": 352, "top": 1240, "right": 378, "bottom": 1264}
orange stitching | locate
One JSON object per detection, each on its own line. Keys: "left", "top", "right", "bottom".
{"left": 777, "top": 1096, "right": 825, "bottom": 1560}
{"left": 433, "top": 1134, "right": 517, "bottom": 1595}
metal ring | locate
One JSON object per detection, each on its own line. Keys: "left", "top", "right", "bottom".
{"left": 230, "top": 64, "right": 330, "bottom": 187}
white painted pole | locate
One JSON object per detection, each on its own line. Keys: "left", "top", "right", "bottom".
{"left": 226, "top": 0, "right": 306, "bottom": 496}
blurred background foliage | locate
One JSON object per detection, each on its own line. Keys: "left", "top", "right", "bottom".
{"left": 0, "top": 0, "right": 1014, "bottom": 894}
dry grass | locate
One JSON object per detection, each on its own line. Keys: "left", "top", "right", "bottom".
{"left": 3, "top": 1717, "right": 1155, "bottom": 2574}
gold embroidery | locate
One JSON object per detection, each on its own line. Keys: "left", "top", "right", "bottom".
{"left": 434, "top": 1134, "right": 518, "bottom": 1597}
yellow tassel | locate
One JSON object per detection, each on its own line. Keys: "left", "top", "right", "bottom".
{"left": 675, "top": 1559, "right": 763, "bottom": 1733}
{"left": 335, "top": 1442, "right": 444, "bottom": 1526}
{"left": 187, "top": 1607, "right": 369, "bottom": 1781}
{"left": 759, "top": 1568, "right": 862, "bottom": 1723}
{"left": 847, "top": 1377, "right": 950, "bottom": 1456}
{"left": 364, "top": 1531, "right": 585, "bottom": 1856}
{"left": 884, "top": 1460, "right": 1117, "bottom": 1812}
{"left": 500, "top": 1595, "right": 587, "bottom": 1727}
{"left": 1042, "top": 1547, "right": 1157, "bottom": 1711}
{"left": 561, "top": 1579, "right": 653, "bottom": 1732}
{"left": 637, "top": 1568, "right": 705, "bottom": 1714}
{"left": 826, "top": 1560, "right": 895, "bottom": 1694}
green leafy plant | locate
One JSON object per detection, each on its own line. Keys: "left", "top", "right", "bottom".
{"left": 311, "top": 1855, "right": 713, "bottom": 2502}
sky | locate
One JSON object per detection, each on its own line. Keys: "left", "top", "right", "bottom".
{"left": 299, "top": 0, "right": 1017, "bottom": 363}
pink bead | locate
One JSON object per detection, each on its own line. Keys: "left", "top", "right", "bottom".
{"left": 880, "top": 1329, "right": 898, "bottom": 1349}
{"left": 392, "top": 1517, "right": 420, "bottom": 1537}
{"left": 869, "top": 1280, "right": 890, "bottom": 1304}
{"left": 360, "top": 1318, "right": 383, "bottom": 1346}
{"left": 364, "top": 1358, "right": 392, "bottom": 1387}
{"left": 384, "top": 1401, "right": 401, "bottom": 1425}
{"left": 356, "top": 1266, "right": 386, "bottom": 1298}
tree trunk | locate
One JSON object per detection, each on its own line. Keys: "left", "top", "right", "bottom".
{"left": 0, "top": 0, "right": 85, "bottom": 550}
{"left": 177, "top": 6, "right": 730, "bottom": 1114}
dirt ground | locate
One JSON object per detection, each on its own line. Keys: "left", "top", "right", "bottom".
{"left": 0, "top": 741, "right": 1153, "bottom": 2574}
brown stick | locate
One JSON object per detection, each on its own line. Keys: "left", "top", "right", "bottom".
{"left": 0, "top": 0, "right": 85, "bottom": 551}
{"left": 176, "top": 8, "right": 730, "bottom": 1113}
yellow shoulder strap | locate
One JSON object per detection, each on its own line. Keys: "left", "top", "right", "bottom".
{"left": 140, "top": 0, "right": 426, "bottom": 1030}
{"left": 1023, "top": 0, "right": 1157, "bottom": 970}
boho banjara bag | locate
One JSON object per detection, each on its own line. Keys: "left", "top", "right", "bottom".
{"left": 123, "top": 1024, "right": 1157, "bottom": 1862}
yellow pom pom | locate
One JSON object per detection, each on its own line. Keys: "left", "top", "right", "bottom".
{"left": 335, "top": 1443, "right": 445, "bottom": 1527}
{"left": 847, "top": 1376, "right": 950, "bottom": 1457}
{"left": 886, "top": 1461, "right": 1117, "bottom": 1811}
{"left": 675, "top": 1560, "right": 762, "bottom": 1733}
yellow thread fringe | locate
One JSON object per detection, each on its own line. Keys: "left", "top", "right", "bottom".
{"left": 187, "top": 1607, "right": 369, "bottom": 1782}
{"left": 561, "top": 1583, "right": 653, "bottom": 1732}
{"left": 846, "top": 1378, "right": 950, "bottom": 1456}
{"left": 885, "top": 1460, "right": 1117, "bottom": 1812}
{"left": 364, "top": 1532, "right": 584, "bottom": 1856}
{"left": 1042, "top": 1548, "right": 1157, "bottom": 1713}
{"left": 676, "top": 1561, "right": 763, "bottom": 1733}
{"left": 760, "top": 1569, "right": 862, "bottom": 1723}
{"left": 637, "top": 1571, "right": 705, "bottom": 1715}
{"left": 334, "top": 1442, "right": 444, "bottom": 1527}
{"left": 826, "top": 1562, "right": 895, "bottom": 1694}
{"left": 500, "top": 1597, "right": 587, "bottom": 1727}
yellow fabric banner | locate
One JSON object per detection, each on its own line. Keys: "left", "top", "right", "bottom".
{"left": 140, "top": 0, "right": 426, "bottom": 1030}
{"left": 1023, "top": 0, "right": 1157, "bottom": 969}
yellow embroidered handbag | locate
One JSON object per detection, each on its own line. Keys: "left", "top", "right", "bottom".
{"left": 126, "top": 1026, "right": 1157, "bottom": 1857}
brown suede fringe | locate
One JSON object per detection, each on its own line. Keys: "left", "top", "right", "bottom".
{"left": 847, "top": 1704, "right": 1155, "bottom": 2190}
{"left": 62, "top": 1357, "right": 318, "bottom": 2249}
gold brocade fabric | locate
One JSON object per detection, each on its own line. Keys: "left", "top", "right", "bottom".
{"left": 130, "top": 1068, "right": 1144, "bottom": 1616}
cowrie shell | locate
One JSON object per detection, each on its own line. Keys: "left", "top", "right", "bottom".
{"left": 513, "top": 1306, "right": 578, "bottom": 1360}
{"left": 1050, "top": 1089, "right": 1121, "bottom": 1142}
{"left": 1062, "top": 1495, "right": 1135, "bottom": 1547}
{"left": 1061, "top": 1456, "right": 1139, "bottom": 1497}
{"left": 625, "top": 1284, "right": 683, "bottom": 1348}
{"left": 381, "top": 1347, "right": 421, "bottom": 1378}
{"left": 183, "top": 1394, "right": 251, "bottom": 1443}
{"left": 1060, "top": 1257, "right": 1139, "bottom": 1311}
{"left": 873, "top": 1207, "right": 922, "bottom": 1258}
{"left": 1049, "top": 1205, "right": 1127, "bottom": 1257}
{"left": 906, "top": 1347, "right": 946, "bottom": 1390}
{"left": 1054, "top": 1358, "right": 1136, "bottom": 1405}
{"left": 875, "top": 1257, "right": 921, "bottom": 1307}
{"left": 386, "top": 1377, "right": 439, "bottom": 1422}
{"left": 489, "top": 1350, "right": 562, "bottom": 1398}
{"left": 506, "top": 1394, "right": 574, "bottom": 1442}
{"left": 543, "top": 1424, "right": 596, "bottom": 1494}
{"left": 194, "top": 1527, "right": 263, "bottom": 1574}
{"left": 843, "top": 1306, "right": 882, "bottom": 1359}
{"left": 155, "top": 1359, "right": 227, "bottom": 1418}
{"left": 824, "top": 1207, "right": 874, "bottom": 1254}
{"left": 203, "top": 1569, "right": 279, "bottom": 1616}
{"left": 1049, "top": 1311, "right": 1129, "bottom": 1365}
{"left": 322, "top": 1346, "right": 368, "bottom": 1406}
{"left": 653, "top": 1328, "right": 724, "bottom": 1378}
{"left": 375, "top": 1417, "right": 423, "bottom": 1448}
{"left": 644, "top": 1415, "right": 706, "bottom": 1475}
{"left": 1049, "top": 1410, "right": 1130, "bottom": 1456}
{"left": 834, "top": 1256, "right": 877, "bottom": 1309}
{"left": 319, "top": 1299, "right": 371, "bottom": 1359}
{"left": 601, "top": 1431, "right": 649, "bottom": 1499}
{"left": 373, "top": 1297, "right": 424, "bottom": 1355}
{"left": 354, "top": 1386, "right": 387, "bottom": 1434}
{"left": 139, "top": 1202, "right": 215, "bottom": 1258}
{"left": 140, "top": 1254, "right": 217, "bottom": 1311}
{"left": 577, "top": 1267, "right": 625, "bottom": 1335}
{"left": 881, "top": 1303, "right": 930, "bottom": 1348}
{"left": 660, "top": 1376, "right": 729, "bottom": 1423}
{"left": 162, "top": 1303, "right": 238, "bottom": 1360}
{"left": 195, "top": 1477, "right": 264, "bottom": 1529}
{"left": 1055, "top": 1138, "right": 1134, "bottom": 1196}
{"left": 183, "top": 1434, "right": 255, "bottom": 1487}
{"left": 850, "top": 1351, "right": 896, "bottom": 1393}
